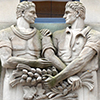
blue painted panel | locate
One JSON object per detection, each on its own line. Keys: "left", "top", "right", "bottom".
{"left": 35, "top": 18, "right": 66, "bottom": 23}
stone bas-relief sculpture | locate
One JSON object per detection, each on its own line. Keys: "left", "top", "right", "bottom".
{"left": 0, "top": 1, "right": 100, "bottom": 100}
{"left": 41, "top": 1, "right": 100, "bottom": 100}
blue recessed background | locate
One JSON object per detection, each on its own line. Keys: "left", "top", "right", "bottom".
{"left": 35, "top": 18, "right": 66, "bottom": 23}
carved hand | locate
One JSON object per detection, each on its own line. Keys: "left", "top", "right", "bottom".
{"left": 44, "top": 75, "right": 56, "bottom": 88}
{"left": 40, "top": 29, "right": 52, "bottom": 37}
{"left": 68, "top": 76, "right": 82, "bottom": 91}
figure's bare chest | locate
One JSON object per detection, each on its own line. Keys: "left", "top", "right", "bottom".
{"left": 10, "top": 34, "right": 41, "bottom": 57}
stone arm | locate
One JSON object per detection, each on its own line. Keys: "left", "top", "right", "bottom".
{"left": 53, "top": 47, "right": 96, "bottom": 86}
{"left": 0, "top": 47, "right": 15, "bottom": 68}
{"left": 0, "top": 47, "right": 52, "bottom": 69}
{"left": 41, "top": 29, "right": 66, "bottom": 71}
{"left": 44, "top": 49, "right": 66, "bottom": 71}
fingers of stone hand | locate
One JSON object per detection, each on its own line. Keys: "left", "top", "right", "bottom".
{"left": 44, "top": 30, "right": 50, "bottom": 35}
{"left": 40, "top": 29, "right": 50, "bottom": 33}
{"left": 40, "top": 29, "right": 51, "bottom": 36}
{"left": 46, "top": 32, "right": 52, "bottom": 37}
{"left": 38, "top": 58, "right": 51, "bottom": 63}
{"left": 43, "top": 74, "right": 52, "bottom": 78}
{"left": 68, "top": 76, "right": 81, "bottom": 90}
{"left": 76, "top": 81, "right": 80, "bottom": 89}
{"left": 68, "top": 78, "right": 73, "bottom": 85}
{"left": 38, "top": 59, "right": 51, "bottom": 65}
{"left": 45, "top": 77, "right": 52, "bottom": 82}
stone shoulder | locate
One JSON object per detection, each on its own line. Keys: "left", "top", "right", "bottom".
{"left": 89, "top": 29, "right": 100, "bottom": 35}
{"left": 0, "top": 27, "right": 13, "bottom": 39}
{"left": 88, "top": 29, "right": 100, "bottom": 38}
{"left": 53, "top": 29, "right": 65, "bottom": 39}
{"left": 87, "top": 29, "right": 100, "bottom": 43}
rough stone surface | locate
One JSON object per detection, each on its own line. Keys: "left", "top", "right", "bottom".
{"left": 0, "top": 0, "right": 19, "bottom": 23}
{"left": 81, "top": 0, "right": 100, "bottom": 23}
{"left": 98, "top": 68, "right": 100, "bottom": 99}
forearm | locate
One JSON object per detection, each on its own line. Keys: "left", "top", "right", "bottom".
{"left": 44, "top": 49, "right": 66, "bottom": 71}
{"left": 0, "top": 47, "right": 51, "bottom": 69}
{"left": 54, "top": 57, "right": 84, "bottom": 83}
{"left": 2, "top": 60, "right": 17, "bottom": 68}
{"left": 7, "top": 57, "right": 29, "bottom": 65}
{"left": 7, "top": 57, "right": 52, "bottom": 68}
{"left": 2, "top": 57, "right": 26, "bottom": 68}
{"left": 54, "top": 47, "right": 97, "bottom": 83}
{"left": 0, "top": 47, "right": 17, "bottom": 68}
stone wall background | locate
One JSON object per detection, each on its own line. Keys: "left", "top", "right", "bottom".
{"left": 0, "top": 0, "right": 19, "bottom": 23}
{"left": 81, "top": 0, "right": 100, "bottom": 24}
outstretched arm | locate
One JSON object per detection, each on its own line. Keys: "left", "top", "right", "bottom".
{"left": 7, "top": 56, "right": 52, "bottom": 69}
{"left": 41, "top": 29, "right": 66, "bottom": 71}
{"left": 0, "top": 47, "right": 52, "bottom": 69}
{"left": 44, "top": 49, "right": 66, "bottom": 71}
{"left": 46, "top": 47, "right": 96, "bottom": 87}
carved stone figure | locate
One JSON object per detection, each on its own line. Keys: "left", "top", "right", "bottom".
{"left": 0, "top": 1, "right": 52, "bottom": 100}
{"left": 41, "top": 1, "right": 100, "bottom": 100}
